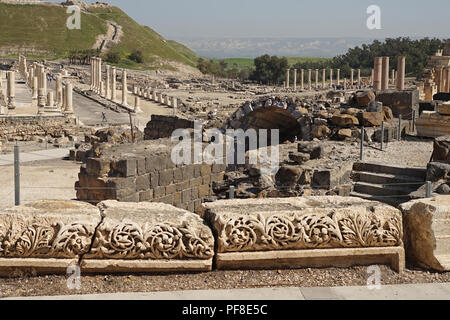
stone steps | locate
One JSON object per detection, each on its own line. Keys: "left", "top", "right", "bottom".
{"left": 351, "top": 162, "right": 426, "bottom": 206}
{"left": 353, "top": 171, "right": 424, "bottom": 185}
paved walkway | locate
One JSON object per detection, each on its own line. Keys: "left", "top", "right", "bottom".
{"left": 0, "top": 148, "right": 71, "bottom": 166}
{"left": 4, "top": 283, "right": 450, "bottom": 300}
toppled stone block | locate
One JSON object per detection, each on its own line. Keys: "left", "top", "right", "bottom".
{"left": 431, "top": 135, "right": 450, "bottom": 163}
{"left": 331, "top": 114, "right": 359, "bottom": 127}
{"left": 0, "top": 200, "right": 101, "bottom": 259}
{"left": 202, "top": 197, "right": 404, "bottom": 272}
{"left": 400, "top": 196, "right": 450, "bottom": 271}
{"left": 355, "top": 90, "right": 375, "bottom": 107}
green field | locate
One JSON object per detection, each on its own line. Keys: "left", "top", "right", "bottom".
{"left": 212, "top": 57, "right": 331, "bottom": 70}
{"left": 0, "top": 3, "right": 196, "bottom": 68}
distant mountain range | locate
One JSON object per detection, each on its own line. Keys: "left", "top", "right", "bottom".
{"left": 171, "top": 37, "right": 383, "bottom": 58}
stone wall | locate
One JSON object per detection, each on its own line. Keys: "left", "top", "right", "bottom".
{"left": 0, "top": 115, "right": 82, "bottom": 141}
{"left": 375, "top": 90, "right": 419, "bottom": 120}
{"left": 75, "top": 140, "right": 226, "bottom": 213}
{"left": 144, "top": 114, "right": 194, "bottom": 140}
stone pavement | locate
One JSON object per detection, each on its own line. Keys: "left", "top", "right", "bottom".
{"left": 4, "top": 283, "right": 450, "bottom": 300}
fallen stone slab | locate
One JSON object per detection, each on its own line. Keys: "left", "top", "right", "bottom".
{"left": 0, "top": 200, "right": 214, "bottom": 275}
{"left": 400, "top": 195, "right": 450, "bottom": 271}
{"left": 86, "top": 201, "right": 214, "bottom": 261}
{"left": 0, "top": 200, "right": 100, "bottom": 259}
{"left": 201, "top": 197, "right": 404, "bottom": 273}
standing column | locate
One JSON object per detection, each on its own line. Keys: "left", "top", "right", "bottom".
{"left": 381, "top": 57, "right": 390, "bottom": 90}
{"left": 336, "top": 69, "right": 340, "bottom": 87}
{"left": 300, "top": 69, "right": 304, "bottom": 90}
{"left": 293, "top": 69, "right": 297, "bottom": 90}
{"left": 92, "top": 58, "right": 96, "bottom": 92}
{"left": 286, "top": 69, "right": 290, "bottom": 88}
{"left": 307, "top": 69, "right": 312, "bottom": 90}
{"left": 32, "top": 76, "right": 38, "bottom": 107}
{"left": 37, "top": 88, "right": 45, "bottom": 114}
{"left": 65, "top": 83, "right": 74, "bottom": 114}
{"left": 121, "top": 69, "right": 127, "bottom": 106}
{"left": 47, "top": 92, "right": 54, "bottom": 108}
{"left": 314, "top": 69, "right": 319, "bottom": 89}
{"left": 98, "top": 58, "right": 102, "bottom": 95}
{"left": 446, "top": 67, "right": 450, "bottom": 93}
{"left": 350, "top": 69, "right": 354, "bottom": 87}
{"left": 329, "top": 69, "right": 333, "bottom": 88}
{"left": 396, "top": 56, "right": 406, "bottom": 91}
{"left": 374, "top": 57, "right": 383, "bottom": 90}
{"left": 7, "top": 71, "right": 15, "bottom": 109}
{"left": 90, "top": 58, "right": 94, "bottom": 90}
{"left": 105, "top": 65, "right": 111, "bottom": 100}
{"left": 357, "top": 69, "right": 361, "bottom": 87}
{"left": 391, "top": 69, "right": 396, "bottom": 85}
{"left": 56, "top": 74, "right": 62, "bottom": 108}
{"left": 111, "top": 67, "right": 117, "bottom": 102}
{"left": 322, "top": 69, "right": 326, "bottom": 89}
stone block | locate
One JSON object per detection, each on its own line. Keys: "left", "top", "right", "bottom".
{"left": 113, "top": 158, "right": 137, "bottom": 177}
{"left": 139, "top": 189, "right": 154, "bottom": 202}
{"left": 150, "top": 172, "right": 159, "bottom": 189}
{"left": 203, "top": 197, "right": 404, "bottom": 273}
{"left": 400, "top": 196, "right": 450, "bottom": 271}
{"left": 86, "top": 158, "right": 111, "bottom": 177}
{"left": 154, "top": 186, "right": 166, "bottom": 198}
{"left": 182, "top": 165, "right": 194, "bottom": 181}
{"left": 136, "top": 174, "right": 150, "bottom": 191}
{"left": 199, "top": 184, "right": 211, "bottom": 198}
{"left": 182, "top": 189, "right": 192, "bottom": 203}
{"left": 165, "top": 184, "right": 177, "bottom": 195}
{"left": 159, "top": 169, "right": 174, "bottom": 187}
{"left": 0, "top": 201, "right": 100, "bottom": 259}
{"left": 190, "top": 177, "right": 203, "bottom": 188}
{"left": 201, "top": 164, "right": 212, "bottom": 176}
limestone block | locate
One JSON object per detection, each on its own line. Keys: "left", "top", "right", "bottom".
{"left": 0, "top": 201, "right": 100, "bottom": 259}
{"left": 85, "top": 201, "right": 214, "bottom": 260}
{"left": 203, "top": 197, "right": 403, "bottom": 254}
{"left": 331, "top": 114, "right": 359, "bottom": 127}
{"left": 400, "top": 196, "right": 450, "bottom": 271}
{"left": 431, "top": 135, "right": 450, "bottom": 163}
{"left": 360, "top": 112, "right": 383, "bottom": 127}
{"left": 438, "top": 103, "right": 450, "bottom": 116}
{"left": 416, "top": 112, "right": 450, "bottom": 138}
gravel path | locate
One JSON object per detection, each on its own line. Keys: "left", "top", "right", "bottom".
{"left": 0, "top": 266, "right": 448, "bottom": 298}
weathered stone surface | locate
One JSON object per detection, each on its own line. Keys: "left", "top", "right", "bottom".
{"left": 0, "top": 201, "right": 100, "bottom": 259}
{"left": 311, "top": 125, "right": 331, "bottom": 139}
{"left": 432, "top": 135, "right": 450, "bottom": 163}
{"left": 400, "top": 196, "right": 450, "bottom": 271}
{"left": 355, "top": 91, "right": 375, "bottom": 107}
{"left": 203, "top": 197, "right": 403, "bottom": 254}
{"left": 337, "top": 129, "right": 352, "bottom": 139}
{"left": 85, "top": 201, "right": 214, "bottom": 260}
{"left": 360, "top": 112, "right": 383, "bottom": 127}
{"left": 331, "top": 114, "right": 359, "bottom": 127}
{"left": 383, "top": 106, "right": 394, "bottom": 120}
{"left": 416, "top": 112, "right": 450, "bottom": 138}
{"left": 438, "top": 103, "right": 450, "bottom": 116}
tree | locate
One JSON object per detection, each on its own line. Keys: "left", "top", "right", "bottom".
{"left": 106, "top": 51, "right": 121, "bottom": 64}
{"left": 251, "top": 55, "right": 288, "bottom": 85}
{"left": 129, "top": 50, "right": 144, "bottom": 63}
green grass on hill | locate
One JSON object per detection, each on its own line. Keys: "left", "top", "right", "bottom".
{"left": 0, "top": 3, "right": 196, "bottom": 69}
{"left": 212, "top": 57, "right": 331, "bottom": 70}
{"left": 0, "top": 3, "right": 106, "bottom": 56}
{"left": 167, "top": 40, "right": 199, "bottom": 65}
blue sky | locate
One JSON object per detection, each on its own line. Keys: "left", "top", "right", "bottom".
{"left": 51, "top": 0, "right": 450, "bottom": 39}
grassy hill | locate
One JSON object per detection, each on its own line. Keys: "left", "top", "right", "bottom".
{"left": 0, "top": 3, "right": 196, "bottom": 69}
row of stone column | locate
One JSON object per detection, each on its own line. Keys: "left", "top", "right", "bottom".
{"left": 285, "top": 68, "right": 365, "bottom": 90}
{"left": 373, "top": 56, "right": 405, "bottom": 91}
{"left": 90, "top": 57, "right": 128, "bottom": 107}
{"left": 133, "top": 85, "right": 178, "bottom": 112}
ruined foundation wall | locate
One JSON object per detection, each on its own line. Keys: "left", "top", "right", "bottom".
{"left": 76, "top": 141, "right": 226, "bottom": 213}
{"left": 0, "top": 115, "right": 80, "bottom": 141}
{"left": 144, "top": 115, "right": 195, "bottom": 140}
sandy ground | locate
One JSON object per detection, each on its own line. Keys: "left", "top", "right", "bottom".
{"left": 0, "top": 265, "right": 448, "bottom": 298}
{"left": 0, "top": 158, "right": 80, "bottom": 209}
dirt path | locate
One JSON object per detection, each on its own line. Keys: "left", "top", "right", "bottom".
{"left": 92, "top": 20, "right": 123, "bottom": 53}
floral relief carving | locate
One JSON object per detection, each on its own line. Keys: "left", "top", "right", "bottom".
{"left": 217, "top": 212, "right": 403, "bottom": 252}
